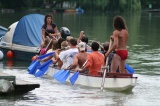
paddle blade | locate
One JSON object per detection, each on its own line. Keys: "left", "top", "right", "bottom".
{"left": 37, "top": 52, "right": 54, "bottom": 60}
{"left": 53, "top": 69, "right": 65, "bottom": 78}
{"left": 125, "top": 64, "right": 135, "bottom": 74}
{"left": 54, "top": 70, "right": 70, "bottom": 83}
{"left": 34, "top": 60, "right": 53, "bottom": 77}
{"left": 69, "top": 72, "right": 79, "bottom": 85}
{"left": 28, "top": 60, "right": 41, "bottom": 74}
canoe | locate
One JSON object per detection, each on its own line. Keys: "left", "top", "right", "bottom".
{"left": 46, "top": 66, "right": 138, "bottom": 92}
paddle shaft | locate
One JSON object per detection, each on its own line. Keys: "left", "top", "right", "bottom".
{"left": 100, "top": 39, "right": 112, "bottom": 91}
{"left": 45, "top": 30, "right": 58, "bottom": 41}
{"left": 45, "top": 37, "right": 53, "bottom": 52}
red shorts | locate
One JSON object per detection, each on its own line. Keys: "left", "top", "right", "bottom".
{"left": 116, "top": 50, "right": 128, "bottom": 60}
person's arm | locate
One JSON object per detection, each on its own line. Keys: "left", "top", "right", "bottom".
{"left": 77, "top": 31, "right": 85, "bottom": 43}
{"left": 42, "top": 28, "right": 46, "bottom": 42}
{"left": 68, "top": 54, "right": 79, "bottom": 70}
{"left": 105, "top": 31, "right": 118, "bottom": 57}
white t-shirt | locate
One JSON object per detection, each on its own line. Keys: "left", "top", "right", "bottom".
{"left": 59, "top": 48, "right": 78, "bottom": 69}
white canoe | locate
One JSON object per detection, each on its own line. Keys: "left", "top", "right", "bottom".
{"left": 46, "top": 66, "right": 138, "bottom": 92}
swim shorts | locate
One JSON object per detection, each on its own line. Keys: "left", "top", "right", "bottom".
{"left": 116, "top": 50, "right": 128, "bottom": 60}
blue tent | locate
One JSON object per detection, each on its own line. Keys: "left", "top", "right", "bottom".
{"left": 12, "top": 14, "right": 44, "bottom": 47}
{"left": 0, "top": 26, "right": 7, "bottom": 37}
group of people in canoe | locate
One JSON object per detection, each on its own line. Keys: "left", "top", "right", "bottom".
{"left": 37, "top": 13, "right": 129, "bottom": 76}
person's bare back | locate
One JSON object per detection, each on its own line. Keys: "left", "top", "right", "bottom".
{"left": 76, "top": 52, "right": 88, "bottom": 68}
{"left": 113, "top": 29, "right": 128, "bottom": 50}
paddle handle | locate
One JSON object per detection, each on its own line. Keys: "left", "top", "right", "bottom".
{"left": 81, "top": 60, "right": 88, "bottom": 69}
{"left": 100, "top": 39, "right": 112, "bottom": 91}
{"left": 45, "top": 30, "right": 58, "bottom": 41}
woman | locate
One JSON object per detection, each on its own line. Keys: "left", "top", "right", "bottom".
{"left": 41, "top": 14, "right": 61, "bottom": 47}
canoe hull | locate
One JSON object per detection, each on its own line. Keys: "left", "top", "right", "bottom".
{"left": 46, "top": 67, "right": 138, "bottom": 91}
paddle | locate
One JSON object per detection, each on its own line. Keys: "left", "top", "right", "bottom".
{"left": 69, "top": 60, "right": 88, "bottom": 85}
{"left": 54, "top": 70, "right": 70, "bottom": 83}
{"left": 100, "top": 39, "right": 112, "bottom": 91}
{"left": 53, "top": 69, "right": 66, "bottom": 78}
{"left": 34, "top": 59, "right": 53, "bottom": 77}
{"left": 125, "top": 64, "right": 135, "bottom": 74}
{"left": 37, "top": 52, "right": 54, "bottom": 60}
{"left": 27, "top": 52, "right": 54, "bottom": 74}
{"left": 53, "top": 65, "right": 72, "bottom": 83}
{"left": 45, "top": 30, "right": 58, "bottom": 41}
{"left": 28, "top": 60, "right": 41, "bottom": 74}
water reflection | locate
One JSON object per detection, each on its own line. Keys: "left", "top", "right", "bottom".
{"left": 0, "top": 11, "right": 160, "bottom": 105}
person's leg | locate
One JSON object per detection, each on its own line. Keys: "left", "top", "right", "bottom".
{"left": 110, "top": 54, "right": 120, "bottom": 72}
{"left": 119, "top": 60, "right": 127, "bottom": 73}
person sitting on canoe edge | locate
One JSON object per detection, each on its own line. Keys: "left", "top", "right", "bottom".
{"left": 105, "top": 16, "right": 128, "bottom": 73}
{"left": 53, "top": 38, "right": 79, "bottom": 69}
{"left": 66, "top": 42, "right": 89, "bottom": 74}
{"left": 41, "top": 13, "right": 61, "bottom": 48}
{"left": 77, "top": 42, "right": 104, "bottom": 76}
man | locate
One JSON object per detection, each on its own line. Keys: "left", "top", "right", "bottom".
{"left": 58, "top": 38, "right": 78, "bottom": 69}
{"left": 105, "top": 16, "right": 128, "bottom": 73}
{"left": 68, "top": 42, "right": 89, "bottom": 70}
{"left": 78, "top": 42, "right": 104, "bottom": 76}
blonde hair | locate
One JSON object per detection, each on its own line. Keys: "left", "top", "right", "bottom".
{"left": 66, "top": 36, "right": 73, "bottom": 43}
{"left": 61, "top": 41, "right": 69, "bottom": 49}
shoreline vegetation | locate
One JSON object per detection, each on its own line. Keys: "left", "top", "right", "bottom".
{"left": 1, "top": 8, "right": 160, "bottom": 14}
{"left": 0, "top": 0, "right": 160, "bottom": 13}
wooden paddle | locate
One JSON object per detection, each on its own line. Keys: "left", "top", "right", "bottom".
{"left": 100, "top": 39, "right": 112, "bottom": 91}
{"left": 45, "top": 30, "right": 58, "bottom": 41}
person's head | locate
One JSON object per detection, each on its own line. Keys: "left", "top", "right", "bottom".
{"left": 77, "top": 42, "right": 86, "bottom": 52}
{"left": 44, "top": 14, "right": 53, "bottom": 25}
{"left": 103, "top": 42, "right": 109, "bottom": 52}
{"left": 66, "top": 36, "right": 73, "bottom": 43}
{"left": 43, "top": 37, "right": 50, "bottom": 48}
{"left": 52, "top": 40, "right": 59, "bottom": 50}
{"left": 81, "top": 36, "right": 88, "bottom": 44}
{"left": 57, "top": 38, "right": 65, "bottom": 49}
{"left": 113, "top": 16, "right": 127, "bottom": 31}
{"left": 91, "top": 42, "right": 99, "bottom": 51}
{"left": 61, "top": 41, "right": 69, "bottom": 49}
{"left": 69, "top": 38, "right": 77, "bottom": 47}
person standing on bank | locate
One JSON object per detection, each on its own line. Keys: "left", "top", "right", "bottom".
{"left": 41, "top": 14, "right": 61, "bottom": 47}
{"left": 105, "top": 16, "right": 128, "bottom": 73}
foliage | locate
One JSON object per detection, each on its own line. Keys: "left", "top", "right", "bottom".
{"left": 0, "top": 0, "right": 159, "bottom": 12}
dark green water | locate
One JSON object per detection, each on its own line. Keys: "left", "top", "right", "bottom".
{"left": 0, "top": 11, "right": 160, "bottom": 105}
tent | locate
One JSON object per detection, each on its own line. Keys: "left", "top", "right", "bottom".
{"left": 0, "top": 14, "right": 45, "bottom": 61}
{"left": 12, "top": 14, "right": 44, "bottom": 47}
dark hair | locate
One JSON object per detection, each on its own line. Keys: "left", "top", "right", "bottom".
{"left": 91, "top": 42, "right": 99, "bottom": 51}
{"left": 81, "top": 36, "right": 88, "bottom": 44}
{"left": 57, "top": 38, "right": 65, "bottom": 49}
{"left": 70, "top": 38, "right": 77, "bottom": 46}
{"left": 44, "top": 14, "right": 53, "bottom": 25}
{"left": 103, "top": 42, "right": 109, "bottom": 51}
{"left": 113, "top": 16, "right": 127, "bottom": 31}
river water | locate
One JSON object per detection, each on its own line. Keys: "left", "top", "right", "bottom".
{"left": 0, "top": 11, "right": 160, "bottom": 106}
